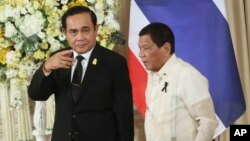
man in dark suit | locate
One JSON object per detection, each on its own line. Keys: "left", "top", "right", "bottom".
{"left": 28, "top": 6, "right": 134, "bottom": 141}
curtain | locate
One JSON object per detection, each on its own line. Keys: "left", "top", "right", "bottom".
{"left": 215, "top": 0, "right": 250, "bottom": 141}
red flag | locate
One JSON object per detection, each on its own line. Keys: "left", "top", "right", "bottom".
{"left": 128, "top": 0, "right": 151, "bottom": 116}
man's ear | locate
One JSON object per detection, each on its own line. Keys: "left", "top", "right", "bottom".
{"left": 95, "top": 24, "right": 99, "bottom": 32}
{"left": 163, "top": 42, "right": 171, "bottom": 54}
{"left": 62, "top": 28, "right": 66, "bottom": 34}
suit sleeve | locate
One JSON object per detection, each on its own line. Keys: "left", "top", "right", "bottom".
{"left": 112, "top": 57, "right": 134, "bottom": 141}
{"left": 28, "top": 65, "right": 54, "bottom": 101}
{"left": 28, "top": 48, "right": 70, "bottom": 100}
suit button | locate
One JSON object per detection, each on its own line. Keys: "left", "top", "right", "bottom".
{"left": 68, "top": 132, "right": 71, "bottom": 135}
{"left": 72, "top": 115, "right": 76, "bottom": 119}
{"left": 74, "top": 132, "right": 78, "bottom": 135}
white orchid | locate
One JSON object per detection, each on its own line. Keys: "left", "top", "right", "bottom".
{"left": 4, "top": 22, "right": 17, "bottom": 37}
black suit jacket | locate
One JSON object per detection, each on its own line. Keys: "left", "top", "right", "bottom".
{"left": 28, "top": 43, "right": 134, "bottom": 141}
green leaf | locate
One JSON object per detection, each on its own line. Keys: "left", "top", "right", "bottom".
{"left": 22, "top": 35, "right": 39, "bottom": 53}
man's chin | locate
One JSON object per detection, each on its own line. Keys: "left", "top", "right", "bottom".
{"left": 74, "top": 48, "right": 86, "bottom": 54}
{"left": 144, "top": 65, "right": 151, "bottom": 71}
{"left": 76, "top": 45, "right": 86, "bottom": 48}
{"left": 75, "top": 47, "right": 93, "bottom": 54}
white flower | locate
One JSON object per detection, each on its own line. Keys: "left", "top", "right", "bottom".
{"left": 95, "top": 1, "right": 104, "bottom": 10}
{"left": 12, "top": 8, "right": 21, "bottom": 21}
{"left": 106, "top": 0, "right": 114, "bottom": 6}
{"left": 6, "top": 50, "right": 13, "bottom": 58}
{"left": 38, "top": 32, "right": 46, "bottom": 39}
{"left": 87, "top": 0, "right": 96, "bottom": 4}
{"left": 0, "top": 11, "right": 7, "bottom": 22}
{"left": 20, "top": 7, "right": 28, "bottom": 15}
{"left": 107, "top": 9, "right": 115, "bottom": 19}
{"left": 26, "top": 63, "right": 39, "bottom": 76}
{"left": 4, "top": 22, "right": 18, "bottom": 37}
{"left": 104, "top": 9, "right": 120, "bottom": 30}
{"left": 100, "top": 39, "right": 107, "bottom": 47}
{"left": 19, "top": 11, "right": 45, "bottom": 37}
{"left": 6, "top": 50, "right": 18, "bottom": 64}
{"left": 47, "top": 36, "right": 56, "bottom": 44}
{"left": 47, "top": 36, "right": 61, "bottom": 51}
{"left": 14, "top": 41, "right": 24, "bottom": 50}
{"left": 32, "top": 1, "right": 41, "bottom": 10}
{"left": 105, "top": 19, "right": 120, "bottom": 30}
{"left": 26, "top": 3, "right": 35, "bottom": 14}
{"left": 4, "top": 5, "right": 16, "bottom": 20}
{"left": 6, "top": 69, "right": 18, "bottom": 79}
{"left": 50, "top": 41, "right": 61, "bottom": 52}
{"left": 95, "top": 10, "right": 105, "bottom": 24}
{"left": 14, "top": 18, "right": 23, "bottom": 27}
{"left": 44, "top": 0, "right": 59, "bottom": 7}
{"left": 18, "top": 68, "right": 27, "bottom": 79}
{"left": 58, "top": 33, "right": 65, "bottom": 41}
{"left": 61, "top": 0, "right": 69, "bottom": 5}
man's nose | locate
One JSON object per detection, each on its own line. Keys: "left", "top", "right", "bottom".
{"left": 76, "top": 32, "right": 85, "bottom": 40}
{"left": 139, "top": 50, "right": 144, "bottom": 58}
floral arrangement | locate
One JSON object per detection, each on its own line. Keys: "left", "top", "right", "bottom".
{"left": 0, "top": 0, "right": 125, "bottom": 84}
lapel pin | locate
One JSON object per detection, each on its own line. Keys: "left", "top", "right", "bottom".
{"left": 92, "top": 58, "right": 97, "bottom": 65}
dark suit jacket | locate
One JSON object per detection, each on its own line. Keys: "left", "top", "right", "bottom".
{"left": 28, "top": 43, "right": 134, "bottom": 141}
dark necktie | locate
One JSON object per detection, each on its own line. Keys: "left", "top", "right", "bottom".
{"left": 71, "top": 55, "right": 84, "bottom": 103}
{"left": 72, "top": 55, "right": 84, "bottom": 86}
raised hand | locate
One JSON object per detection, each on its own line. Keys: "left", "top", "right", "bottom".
{"left": 43, "top": 49, "right": 75, "bottom": 73}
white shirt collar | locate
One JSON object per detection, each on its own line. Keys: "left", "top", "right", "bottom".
{"left": 150, "top": 53, "right": 178, "bottom": 79}
{"left": 73, "top": 45, "right": 95, "bottom": 62}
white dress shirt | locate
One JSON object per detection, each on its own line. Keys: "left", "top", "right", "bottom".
{"left": 145, "top": 54, "right": 218, "bottom": 141}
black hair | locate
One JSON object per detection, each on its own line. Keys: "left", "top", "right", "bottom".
{"left": 61, "top": 6, "right": 97, "bottom": 29}
{"left": 139, "top": 22, "right": 175, "bottom": 54}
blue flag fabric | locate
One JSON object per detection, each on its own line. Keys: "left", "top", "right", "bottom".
{"left": 134, "top": 0, "right": 245, "bottom": 132}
